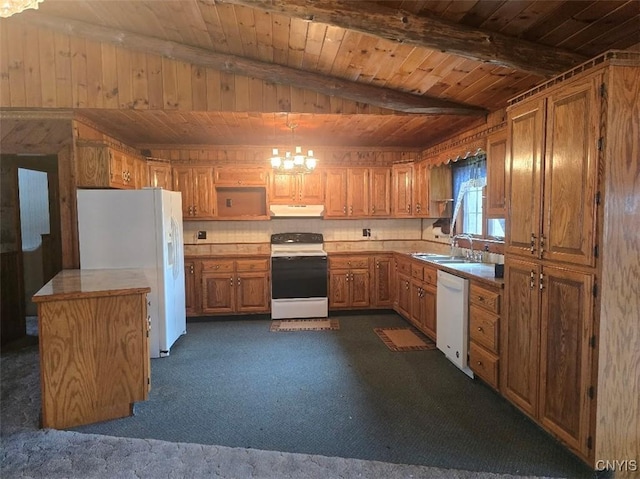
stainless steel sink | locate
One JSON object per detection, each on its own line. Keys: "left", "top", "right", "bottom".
{"left": 411, "top": 254, "right": 470, "bottom": 264}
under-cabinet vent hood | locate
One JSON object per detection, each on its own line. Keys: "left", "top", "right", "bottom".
{"left": 270, "top": 204, "right": 325, "bottom": 218}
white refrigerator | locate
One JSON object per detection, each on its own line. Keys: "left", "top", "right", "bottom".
{"left": 77, "top": 188, "right": 186, "bottom": 358}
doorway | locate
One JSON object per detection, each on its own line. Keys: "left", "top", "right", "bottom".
{"left": 0, "top": 155, "right": 62, "bottom": 345}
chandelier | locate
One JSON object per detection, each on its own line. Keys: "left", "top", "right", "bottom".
{"left": 269, "top": 116, "right": 317, "bottom": 174}
{"left": 0, "top": 0, "right": 44, "bottom": 18}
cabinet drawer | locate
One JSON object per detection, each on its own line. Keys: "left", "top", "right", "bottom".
{"left": 423, "top": 266, "right": 437, "bottom": 285}
{"left": 469, "top": 342, "right": 499, "bottom": 389}
{"left": 201, "top": 260, "right": 234, "bottom": 273}
{"left": 329, "top": 256, "right": 369, "bottom": 270}
{"left": 396, "top": 258, "right": 412, "bottom": 276}
{"left": 411, "top": 263, "right": 424, "bottom": 280}
{"left": 469, "top": 305, "right": 499, "bottom": 353}
{"left": 236, "top": 258, "right": 269, "bottom": 272}
{"left": 214, "top": 168, "right": 267, "bottom": 185}
{"left": 469, "top": 283, "right": 500, "bottom": 314}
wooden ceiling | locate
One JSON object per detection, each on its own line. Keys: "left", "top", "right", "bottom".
{"left": 1, "top": 0, "right": 638, "bottom": 149}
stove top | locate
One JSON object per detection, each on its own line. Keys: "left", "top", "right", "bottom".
{"left": 270, "top": 232, "right": 326, "bottom": 257}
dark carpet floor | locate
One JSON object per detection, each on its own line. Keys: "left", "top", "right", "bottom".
{"left": 71, "top": 312, "right": 594, "bottom": 478}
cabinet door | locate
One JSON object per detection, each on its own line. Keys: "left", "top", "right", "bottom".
{"left": 542, "top": 76, "right": 600, "bottom": 267}
{"left": 270, "top": 173, "right": 297, "bottom": 203}
{"left": 486, "top": 129, "right": 507, "bottom": 218}
{"left": 422, "top": 283, "right": 437, "bottom": 340}
{"left": 148, "top": 162, "right": 172, "bottom": 189}
{"left": 172, "top": 167, "right": 193, "bottom": 218}
{"left": 324, "top": 169, "right": 348, "bottom": 217}
{"left": 299, "top": 171, "right": 325, "bottom": 204}
{"left": 347, "top": 168, "right": 369, "bottom": 217}
{"left": 505, "top": 98, "right": 545, "bottom": 257}
{"left": 372, "top": 255, "right": 393, "bottom": 307}
{"left": 184, "top": 260, "right": 199, "bottom": 316}
{"left": 192, "top": 167, "right": 215, "bottom": 218}
{"left": 215, "top": 167, "right": 267, "bottom": 186}
{"left": 502, "top": 257, "right": 540, "bottom": 417}
{"left": 122, "top": 154, "right": 136, "bottom": 189}
{"left": 370, "top": 167, "right": 392, "bottom": 217}
{"left": 329, "top": 270, "right": 350, "bottom": 308}
{"left": 409, "top": 279, "right": 424, "bottom": 329}
{"left": 428, "top": 165, "right": 452, "bottom": 217}
{"left": 236, "top": 272, "right": 270, "bottom": 313}
{"left": 413, "top": 162, "right": 430, "bottom": 217}
{"left": 109, "top": 149, "right": 126, "bottom": 188}
{"left": 539, "top": 266, "right": 594, "bottom": 456}
{"left": 201, "top": 273, "right": 235, "bottom": 314}
{"left": 350, "top": 268, "right": 370, "bottom": 308}
{"left": 396, "top": 274, "right": 411, "bottom": 318}
{"left": 392, "top": 164, "right": 413, "bottom": 217}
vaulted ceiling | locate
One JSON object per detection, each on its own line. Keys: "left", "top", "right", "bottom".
{"left": 1, "top": 0, "right": 638, "bottom": 150}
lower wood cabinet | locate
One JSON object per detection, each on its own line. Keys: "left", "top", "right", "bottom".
{"left": 503, "top": 256, "right": 595, "bottom": 460}
{"left": 328, "top": 255, "right": 370, "bottom": 309}
{"left": 468, "top": 281, "right": 501, "bottom": 389}
{"left": 372, "top": 254, "right": 393, "bottom": 307}
{"left": 184, "top": 256, "right": 270, "bottom": 316}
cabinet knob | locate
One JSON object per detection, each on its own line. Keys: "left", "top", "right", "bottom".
{"left": 343, "top": 206, "right": 346, "bottom": 214}
{"left": 477, "top": 361, "right": 483, "bottom": 366}
{"left": 237, "top": 277, "right": 241, "bottom": 285}
{"left": 190, "top": 265, "right": 194, "bottom": 274}
{"left": 230, "top": 277, "right": 234, "bottom": 285}
{"left": 477, "top": 326, "right": 483, "bottom": 332}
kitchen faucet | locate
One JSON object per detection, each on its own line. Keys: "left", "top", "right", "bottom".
{"left": 450, "top": 233, "right": 475, "bottom": 260}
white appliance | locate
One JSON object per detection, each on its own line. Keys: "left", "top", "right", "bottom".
{"left": 270, "top": 233, "right": 328, "bottom": 319}
{"left": 77, "top": 188, "right": 186, "bottom": 358}
{"left": 436, "top": 270, "right": 473, "bottom": 378}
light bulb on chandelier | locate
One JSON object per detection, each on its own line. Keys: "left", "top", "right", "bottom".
{"left": 269, "top": 117, "right": 317, "bottom": 174}
{"left": 0, "top": 0, "right": 44, "bottom": 18}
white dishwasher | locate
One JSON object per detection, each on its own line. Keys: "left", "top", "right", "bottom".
{"left": 436, "top": 270, "right": 473, "bottom": 378}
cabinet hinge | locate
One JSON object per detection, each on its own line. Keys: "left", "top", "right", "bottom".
{"left": 588, "top": 386, "right": 595, "bottom": 399}
{"left": 595, "top": 191, "right": 601, "bottom": 205}
{"left": 594, "top": 244, "right": 599, "bottom": 259}
{"left": 587, "top": 436, "right": 593, "bottom": 449}
{"left": 597, "top": 138, "right": 604, "bottom": 151}
{"left": 147, "top": 377, "right": 150, "bottom": 385}
{"left": 590, "top": 335, "right": 596, "bottom": 348}
{"left": 593, "top": 283, "right": 598, "bottom": 298}
{"left": 600, "top": 83, "right": 606, "bottom": 97}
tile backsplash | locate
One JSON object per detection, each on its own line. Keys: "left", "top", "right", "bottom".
{"left": 184, "top": 218, "right": 450, "bottom": 244}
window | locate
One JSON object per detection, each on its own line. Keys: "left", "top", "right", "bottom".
{"left": 451, "top": 153, "right": 504, "bottom": 241}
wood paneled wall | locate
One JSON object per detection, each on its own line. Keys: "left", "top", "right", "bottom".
{"left": 1, "top": 21, "right": 393, "bottom": 115}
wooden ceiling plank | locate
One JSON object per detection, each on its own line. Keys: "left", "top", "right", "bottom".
{"left": 271, "top": 12, "right": 291, "bottom": 65}
{"left": 496, "top": 1, "right": 565, "bottom": 37}
{"left": 439, "top": 0, "right": 482, "bottom": 24}
{"left": 301, "top": 21, "right": 327, "bottom": 71}
{"left": 0, "top": 25, "right": 11, "bottom": 106}
{"left": 520, "top": 1, "right": 594, "bottom": 44}
{"left": 216, "top": 4, "right": 245, "bottom": 56}
{"left": 17, "top": 13, "right": 484, "bottom": 115}
{"left": 477, "top": 0, "right": 531, "bottom": 33}
{"left": 287, "top": 16, "right": 309, "bottom": 68}
{"left": 6, "top": 22, "right": 27, "bottom": 107}
{"left": 196, "top": 0, "right": 231, "bottom": 54}
{"left": 24, "top": 24, "right": 43, "bottom": 108}
{"left": 315, "top": 25, "right": 345, "bottom": 75}
{"left": 69, "top": 36, "right": 88, "bottom": 108}
{"left": 253, "top": 10, "right": 275, "bottom": 63}
{"left": 177, "top": 0, "right": 215, "bottom": 50}
{"left": 233, "top": 5, "right": 260, "bottom": 60}
{"left": 457, "top": 0, "right": 505, "bottom": 28}
{"left": 217, "top": 0, "right": 585, "bottom": 77}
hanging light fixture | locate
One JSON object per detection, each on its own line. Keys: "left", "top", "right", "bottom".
{"left": 269, "top": 114, "right": 317, "bottom": 174}
{"left": 0, "top": 0, "right": 44, "bottom": 18}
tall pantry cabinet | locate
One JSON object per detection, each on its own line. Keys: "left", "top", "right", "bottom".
{"left": 503, "top": 52, "right": 639, "bottom": 472}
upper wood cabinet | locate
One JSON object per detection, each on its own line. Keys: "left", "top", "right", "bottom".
{"left": 76, "top": 144, "right": 146, "bottom": 190}
{"left": 172, "top": 166, "right": 215, "bottom": 219}
{"left": 428, "top": 164, "right": 453, "bottom": 218}
{"left": 147, "top": 160, "right": 172, "bottom": 190}
{"left": 506, "top": 74, "right": 600, "bottom": 267}
{"left": 215, "top": 167, "right": 267, "bottom": 186}
{"left": 269, "top": 171, "right": 324, "bottom": 204}
{"left": 485, "top": 129, "right": 507, "bottom": 218}
{"left": 370, "top": 167, "right": 392, "bottom": 217}
{"left": 413, "top": 162, "right": 430, "bottom": 217}
{"left": 392, "top": 164, "right": 413, "bottom": 217}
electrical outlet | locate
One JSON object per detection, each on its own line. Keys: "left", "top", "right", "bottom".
{"left": 197, "top": 231, "right": 207, "bottom": 240}
{"left": 362, "top": 228, "right": 371, "bottom": 237}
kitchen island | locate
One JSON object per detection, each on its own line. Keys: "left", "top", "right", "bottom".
{"left": 32, "top": 269, "right": 151, "bottom": 429}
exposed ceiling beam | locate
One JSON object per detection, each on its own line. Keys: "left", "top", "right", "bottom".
{"left": 17, "top": 13, "right": 486, "bottom": 116}
{"left": 219, "top": 0, "right": 587, "bottom": 77}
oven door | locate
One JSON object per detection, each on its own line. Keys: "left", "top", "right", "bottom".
{"left": 271, "top": 255, "right": 328, "bottom": 299}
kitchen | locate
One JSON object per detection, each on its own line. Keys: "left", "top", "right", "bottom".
{"left": 1, "top": 1, "right": 638, "bottom": 477}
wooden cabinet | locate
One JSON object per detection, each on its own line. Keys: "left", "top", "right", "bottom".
{"left": 328, "top": 255, "right": 370, "bottom": 309}
{"left": 392, "top": 163, "right": 413, "bottom": 217}
{"left": 184, "top": 259, "right": 199, "bottom": 316}
{"left": 200, "top": 258, "right": 270, "bottom": 315}
{"left": 393, "top": 254, "right": 412, "bottom": 319}
{"left": 503, "top": 257, "right": 595, "bottom": 457}
{"left": 370, "top": 167, "right": 392, "bottom": 217}
{"left": 33, "top": 269, "right": 150, "bottom": 429}
{"left": 506, "top": 75, "right": 600, "bottom": 267}
{"left": 413, "top": 161, "right": 430, "bottom": 217}
{"left": 428, "top": 164, "right": 453, "bottom": 218}
{"left": 468, "top": 281, "right": 501, "bottom": 389}
{"left": 76, "top": 144, "right": 146, "bottom": 190}
{"left": 215, "top": 167, "right": 267, "bottom": 186}
{"left": 172, "top": 166, "right": 215, "bottom": 219}
{"left": 408, "top": 262, "right": 437, "bottom": 340}
{"left": 147, "top": 160, "right": 172, "bottom": 189}
{"left": 485, "top": 129, "right": 507, "bottom": 218}
{"left": 371, "top": 254, "right": 393, "bottom": 308}
{"left": 270, "top": 171, "right": 324, "bottom": 204}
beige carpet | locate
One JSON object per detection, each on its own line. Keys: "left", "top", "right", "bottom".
{"left": 270, "top": 319, "right": 340, "bottom": 332}
{"left": 374, "top": 327, "right": 436, "bottom": 351}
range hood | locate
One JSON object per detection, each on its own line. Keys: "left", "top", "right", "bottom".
{"left": 270, "top": 204, "right": 325, "bottom": 218}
